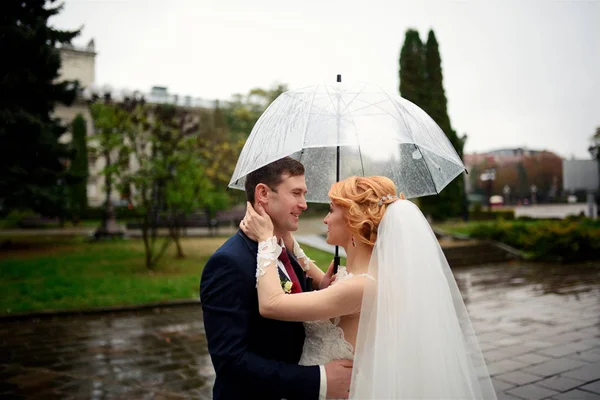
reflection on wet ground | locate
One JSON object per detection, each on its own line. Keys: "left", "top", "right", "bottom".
{"left": 1, "top": 261, "right": 599, "bottom": 399}
{"left": 0, "top": 308, "right": 213, "bottom": 399}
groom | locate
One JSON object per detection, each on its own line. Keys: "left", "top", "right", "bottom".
{"left": 200, "top": 157, "right": 352, "bottom": 400}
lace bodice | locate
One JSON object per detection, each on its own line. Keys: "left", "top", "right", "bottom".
{"left": 298, "top": 267, "right": 374, "bottom": 366}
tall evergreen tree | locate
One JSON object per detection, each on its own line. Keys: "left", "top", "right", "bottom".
{"left": 399, "top": 28, "right": 466, "bottom": 220}
{"left": 399, "top": 29, "right": 426, "bottom": 107}
{"left": 590, "top": 127, "right": 600, "bottom": 203}
{"left": 0, "top": 0, "right": 80, "bottom": 215}
{"left": 421, "top": 30, "right": 466, "bottom": 220}
{"left": 68, "top": 114, "right": 89, "bottom": 224}
{"left": 589, "top": 126, "right": 600, "bottom": 161}
{"left": 423, "top": 30, "right": 451, "bottom": 134}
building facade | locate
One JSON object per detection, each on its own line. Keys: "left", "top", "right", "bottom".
{"left": 54, "top": 40, "right": 107, "bottom": 207}
{"left": 54, "top": 41, "right": 220, "bottom": 208}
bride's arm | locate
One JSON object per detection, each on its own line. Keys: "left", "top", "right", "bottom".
{"left": 256, "top": 236, "right": 365, "bottom": 321}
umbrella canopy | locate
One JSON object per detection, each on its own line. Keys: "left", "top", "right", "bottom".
{"left": 229, "top": 82, "right": 466, "bottom": 203}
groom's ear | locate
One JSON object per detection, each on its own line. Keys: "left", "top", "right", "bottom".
{"left": 255, "top": 183, "right": 269, "bottom": 205}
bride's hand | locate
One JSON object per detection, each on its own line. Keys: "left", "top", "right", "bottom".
{"left": 240, "top": 201, "right": 274, "bottom": 243}
{"left": 319, "top": 260, "right": 337, "bottom": 290}
{"left": 281, "top": 231, "right": 295, "bottom": 251}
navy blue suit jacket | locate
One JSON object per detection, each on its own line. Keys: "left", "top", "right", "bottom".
{"left": 200, "top": 230, "right": 320, "bottom": 400}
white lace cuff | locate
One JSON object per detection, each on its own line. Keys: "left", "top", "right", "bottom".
{"left": 256, "top": 236, "right": 281, "bottom": 287}
{"left": 292, "top": 238, "right": 311, "bottom": 272}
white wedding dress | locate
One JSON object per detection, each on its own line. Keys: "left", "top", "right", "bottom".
{"left": 298, "top": 267, "right": 371, "bottom": 366}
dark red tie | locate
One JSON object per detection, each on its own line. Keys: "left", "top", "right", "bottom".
{"left": 278, "top": 249, "right": 303, "bottom": 294}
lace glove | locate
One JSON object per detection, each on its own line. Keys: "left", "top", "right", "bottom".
{"left": 292, "top": 238, "right": 312, "bottom": 272}
{"left": 256, "top": 236, "right": 281, "bottom": 287}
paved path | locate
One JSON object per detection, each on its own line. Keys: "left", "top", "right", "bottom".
{"left": 515, "top": 203, "right": 598, "bottom": 219}
{"left": 0, "top": 216, "right": 324, "bottom": 239}
{"left": 1, "top": 261, "right": 600, "bottom": 399}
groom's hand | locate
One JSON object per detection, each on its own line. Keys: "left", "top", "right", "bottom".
{"left": 325, "top": 359, "right": 353, "bottom": 399}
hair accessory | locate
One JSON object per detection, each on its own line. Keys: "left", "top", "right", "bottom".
{"left": 377, "top": 194, "right": 398, "bottom": 206}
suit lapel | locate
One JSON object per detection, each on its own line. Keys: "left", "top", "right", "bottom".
{"left": 277, "top": 262, "right": 288, "bottom": 283}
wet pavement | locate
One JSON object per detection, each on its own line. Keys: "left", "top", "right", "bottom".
{"left": 1, "top": 261, "right": 599, "bottom": 400}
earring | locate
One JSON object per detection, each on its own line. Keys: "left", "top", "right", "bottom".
{"left": 352, "top": 236, "right": 356, "bottom": 247}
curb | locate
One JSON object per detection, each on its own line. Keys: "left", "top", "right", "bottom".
{"left": 434, "top": 227, "right": 528, "bottom": 261}
{"left": 0, "top": 298, "right": 201, "bottom": 321}
{"left": 487, "top": 239, "right": 529, "bottom": 260}
{"left": 431, "top": 226, "right": 471, "bottom": 241}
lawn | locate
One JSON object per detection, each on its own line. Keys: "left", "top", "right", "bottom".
{"left": 0, "top": 235, "right": 342, "bottom": 315}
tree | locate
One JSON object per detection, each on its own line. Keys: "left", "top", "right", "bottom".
{"left": 220, "top": 85, "right": 284, "bottom": 206}
{"left": 423, "top": 30, "right": 466, "bottom": 220}
{"left": 399, "top": 30, "right": 426, "bottom": 107}
{"left": 399, "top": 29, "right": 466, "bottom": 220}
{"left": 423, "top": 30, "right": 452, "bottom": 133}
{"left": 224, "top": 83, "right": 288, "bottom": 139}
{"left": 164, "top": 149, "right": 227, "bottom": 258}
{"left": 89, "top": 96, "right": 240, "bottom": 267}
{"left": 99, "top": 99, "right": 173, "bottom": 268}
{"left": 89, "top": 98, "right": 127, "bottom": 236}
{"left": 150, "top": 104, "right": 214, "bottom": 259}
{"left": 68, "top": 114, "right": 89, "bottom": 224}
{"left": 0, "top": 0, "right": 80, "bottom": 216}
{"left": 589, "top": 126, "right": 600, "bottom": 160}
{"left": 199, "top": 105, "right": 246, "bottom": 206}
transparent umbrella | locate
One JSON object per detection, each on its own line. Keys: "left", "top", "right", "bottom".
{"left": 229, "top": 79, "right": 467, "bottom": 271}
{"left": 229, "top": 80, "right": 466, "bottom": 202}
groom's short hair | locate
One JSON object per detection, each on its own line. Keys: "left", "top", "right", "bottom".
{"left": 245, "top": 156, "right": 305, "bottom": 205}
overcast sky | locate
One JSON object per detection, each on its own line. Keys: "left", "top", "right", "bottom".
{"left": 50, "top": 0, "right": 599, "bottom": 159}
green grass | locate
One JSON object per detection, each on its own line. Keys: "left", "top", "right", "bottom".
{"left": 0, "top": 236, "right": 341, "bottom": 314}
{"left": 302, "top": 244, "right": 346, "bottom": 272}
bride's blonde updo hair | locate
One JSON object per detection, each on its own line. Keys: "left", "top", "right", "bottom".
{"left": 328, "top": 176, "right": 406, "bottom": 248}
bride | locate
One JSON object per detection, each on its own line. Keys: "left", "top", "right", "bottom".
{"left": 241, "top": 175, "right": 497, "bottom": 399}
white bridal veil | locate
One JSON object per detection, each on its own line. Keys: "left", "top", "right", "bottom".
{"left": 349, "top": 200, "right": 497, "bottom": 399}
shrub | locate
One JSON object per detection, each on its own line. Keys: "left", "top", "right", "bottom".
{"left": 0, "top": 209, "right": 37, "bottom": 228}
{"left": 84, "top": 206, "right": 142, "bottom": 220}
{"left": 470, "top": 209, "right": 515, "bottom": 221}
{"left": 469, "top": 219, "right": 600, "bottom": 262}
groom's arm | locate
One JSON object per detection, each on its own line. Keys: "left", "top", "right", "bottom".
{"left": 200, "top": 252, "right": 322, "bottom": 400}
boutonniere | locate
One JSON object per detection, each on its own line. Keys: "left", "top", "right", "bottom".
{"left": 280, "top": 279, "right": 293, "bottom": 294}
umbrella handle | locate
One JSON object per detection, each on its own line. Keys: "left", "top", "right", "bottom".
{"left": 333, "top": 247, "right": 340, "bottom": 274}
{"left": 333, "top": 73, "right": 342, "bottom": 275}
